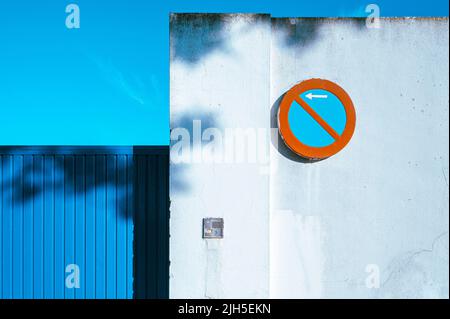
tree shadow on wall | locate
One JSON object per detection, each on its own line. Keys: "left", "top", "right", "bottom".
{"left": 170, "top": 108, "right": 221, "bottom": 195}
{"left": 272, "top": 18, "right": 367, "bottom": 52}
{"left": 170, "top": 13, "right": 230, "bottom": 65}
{"left": 170, "top": 13, "right": 270, "bottom": 65}
{"left": 0, "top": 147, "right": 133, "bottom": 220}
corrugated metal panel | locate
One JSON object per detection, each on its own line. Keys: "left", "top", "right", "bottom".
{"left": 0, "top": 147, "right": 169, "bottom": 299}
{"left": 134, "top": 154, "right": 169, "bottom": 299}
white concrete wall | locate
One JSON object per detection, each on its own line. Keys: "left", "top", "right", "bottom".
{"left": 270, "top": 18, "right": 449, "bottom": 299}
{"left": 170, "top": 15, "right": 449, "bottom": 299}
{"left": 170, "top": 14, "right": 271, "bottom": 298}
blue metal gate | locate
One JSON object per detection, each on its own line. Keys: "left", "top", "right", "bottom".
{"left": 0, "top": 146, "right": 169, "bottom": 299}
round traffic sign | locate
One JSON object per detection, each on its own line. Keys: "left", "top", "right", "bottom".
{"left": 278, "top": 78, "right": 356, "bottom": 160}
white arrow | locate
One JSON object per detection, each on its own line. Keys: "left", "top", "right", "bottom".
{"left": 305, "top": 93, "right": 328, "bottom": 100}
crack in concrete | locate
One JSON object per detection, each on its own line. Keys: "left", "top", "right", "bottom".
{"left": 381, "top": 231, "right": 449, "bottom": 288}
{"left": 442, "top": 167, "right": 449, "bottom": 187}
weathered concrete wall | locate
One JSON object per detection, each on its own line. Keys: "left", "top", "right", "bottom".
{"left": 170, "top": 14, "right": 271, "bottom": 298}
{"left": 270, "top": 18, "right": 449, "bottom": 298}
{"left": 170, "top": 15, "right": 449, "bottom": 299}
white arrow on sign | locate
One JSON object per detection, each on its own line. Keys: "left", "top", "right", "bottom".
{"left": 305, "top": 93, "right": 328, "bottom": 100}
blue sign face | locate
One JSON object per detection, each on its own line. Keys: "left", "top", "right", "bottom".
{"left": 288, "top": 89, "right": 347, "bottom": 148}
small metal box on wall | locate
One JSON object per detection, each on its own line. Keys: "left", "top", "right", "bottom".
{"left": 203, "top": 218, "right": 224, "bottom": 239}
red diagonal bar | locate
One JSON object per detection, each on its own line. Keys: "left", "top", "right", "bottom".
{"left": 294, "top": 96, "right": 340, "bottom": 141}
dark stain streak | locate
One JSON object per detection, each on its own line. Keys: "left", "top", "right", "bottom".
{"left": 170, "top": 13, "right": 229, "bottom": 64}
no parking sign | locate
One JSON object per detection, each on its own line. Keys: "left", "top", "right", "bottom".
{"left": 278, "top": 79, "right": 356, "bottom": 160}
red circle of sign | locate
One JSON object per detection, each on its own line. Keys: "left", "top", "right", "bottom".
{"left": 278, "top": 79, "right": 356, "bottom": 160}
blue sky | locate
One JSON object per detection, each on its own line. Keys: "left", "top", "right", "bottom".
{"left": 0, "top": 1, "right": 448, "bottom": 145}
